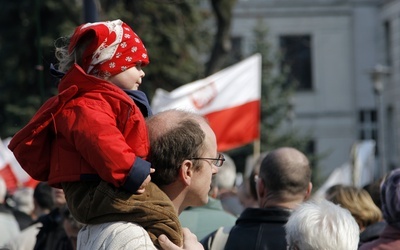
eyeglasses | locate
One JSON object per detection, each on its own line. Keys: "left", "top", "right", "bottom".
{"left": 191, "top": 153, "right": 225, "bottom": 167}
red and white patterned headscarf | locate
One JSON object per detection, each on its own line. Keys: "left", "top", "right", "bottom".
{"left": 68, "top": 19, "right": 149, "bottom": 78}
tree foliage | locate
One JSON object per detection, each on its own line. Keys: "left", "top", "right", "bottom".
{"left": 206, "top": 0, "right": 237, "bottom": 75}
{"left": 0, "top": 0, "right": 81, "bottom": 136}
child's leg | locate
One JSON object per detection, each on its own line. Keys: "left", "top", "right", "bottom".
{"left": 61, "top": 181, "right": 183, "bottom": 248}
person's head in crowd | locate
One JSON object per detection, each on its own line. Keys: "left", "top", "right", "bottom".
{"left": 209, "top": 154, "right": 236, "bottom": 199}
{"left": 51, "top": 187, "right": 67, "bottom": 209}
{"left": 214, "top": 154, "right": 236, "bottom": 194}
{"left": 208, "top": 153, "right": 236, "bottom": 198}
{"left": 363, "top": 177, "right": 385, "bottom": 211}
{"left": 33, "top": 182, "right": 54, "bottom": 219}
{"left": 326, "top": 185, "right": 382, "bottom": 232}
{"left": 285, "top": 199, "right": 360, "bottom": 250}
{"left": 62, "top": 205, "right": 84, "bottom": 250}
{"left": 237, "top": 152, "right": 268, "bottom": 209}
{"left": 211, "top": 153, "right": 245, "bottom": 216}
{"left": 257, "top": 147, "right": 312, "bottom": 208}
{"left": 380, "top": 168, "right": 400, "bottom": 229}
{"left": 237, "top": 174, "right": 259, "bottom": 208}
{"left": 12, "top": 187, "right": 34, "bottom": 216}
{"left": 147, "top": 109, "right": 220, "bottom": 213}
{"left": 324, "top": 184, "right": 343, "bottom": 200}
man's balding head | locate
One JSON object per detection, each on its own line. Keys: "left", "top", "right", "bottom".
{"left": 258, "top": 147, "right": 311, "bottom": 205}
{"left": 146, "top": 109, "right": 209, "bottom": 186}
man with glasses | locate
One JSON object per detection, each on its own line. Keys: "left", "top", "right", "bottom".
{"left": 201, "top": 147, "right": 312, "bottom": 250}
{"left": 179, "top": 153, "right": 238, "bottom": 240}
{"left": 78, "top": 109, "right": 222, "bottom": 250}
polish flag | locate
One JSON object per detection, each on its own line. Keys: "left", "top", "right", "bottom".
{"left": 0, "top": 138, "right": 38, "bottom": 193}
{"left": 151, "top": 54, "right": 261, "bottom": 152}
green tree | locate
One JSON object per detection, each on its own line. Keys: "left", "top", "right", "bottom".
{"left": 0, "top": 0, "right": 81, "bottom": 137}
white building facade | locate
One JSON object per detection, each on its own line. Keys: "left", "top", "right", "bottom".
{"left": 231, "top": 0, "right": 398, "bottom": 179}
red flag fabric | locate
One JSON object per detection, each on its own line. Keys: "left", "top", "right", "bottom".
{"left": 0, "top": 164, "right": 18, "bottom": 193}
{"left": 151, "top": 54, "right": 261, "bottom": 152}
{"left": 0, "top": 138, "right": 37, "bottom": 193}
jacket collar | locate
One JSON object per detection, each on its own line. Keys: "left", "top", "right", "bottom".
{"left": 237, "top": 207, "right": 292, "bottom": 224}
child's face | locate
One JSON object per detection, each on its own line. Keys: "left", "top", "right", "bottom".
{"left": 107, "top": 64, "right": 145, "bottom": 90}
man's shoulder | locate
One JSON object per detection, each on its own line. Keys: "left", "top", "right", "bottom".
{"left": 80, "top": 221, "right": 150, "bottom": 237}
{"left": 78, "top": 221, "right": 157, "bottom": 249}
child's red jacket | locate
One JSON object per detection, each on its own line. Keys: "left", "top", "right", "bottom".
{"left": 9, "top": 64, "right": 151, "bottom": 193}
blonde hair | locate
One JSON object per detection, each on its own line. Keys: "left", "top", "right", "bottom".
{"left": 327, "top": 185, "right": 382, "bottom": 230}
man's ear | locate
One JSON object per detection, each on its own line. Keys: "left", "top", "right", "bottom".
{"left": 179, "top": 159, "right": 194, "bottom": 186}
{"left": 304, "top": 182, "right": 313, "bottom": 200}
{"left": 256, "top": 177, "right": 265, "bottom": 199}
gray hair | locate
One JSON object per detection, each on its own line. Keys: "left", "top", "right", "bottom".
{"left": 12, "top": 187, "right": 34, "bottom": 215}
{"left": 285, "top": 199, "right": 359, "bottom": 250}
{"left": 214, "top": 154, "right": 236, "bottom": 190}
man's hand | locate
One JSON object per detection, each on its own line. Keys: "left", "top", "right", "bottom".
{"left": 136, "top": 168, "right": 155, "bottom": 194}
{"left": 158, "top": 228, "right": 204, "bottom": 250}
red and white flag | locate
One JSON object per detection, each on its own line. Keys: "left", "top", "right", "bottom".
{"left": 0, "top": 138, "right": 38, "bottom": 193}
{"left": 151, "top": 54, "right": 261, "bottom": 152}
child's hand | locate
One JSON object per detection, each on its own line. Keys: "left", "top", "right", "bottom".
{"left": 136, "top": 168, "right": 155, "bottom": 194}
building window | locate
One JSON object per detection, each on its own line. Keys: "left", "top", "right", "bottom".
{"left": 279, "top": 35, "right": 313, "bottom": 90}
{"left": 359, "top": 109, "right": 378, "bottom": 154}
{"left": 384, "top": 21, "right": 392, "bottom": 67}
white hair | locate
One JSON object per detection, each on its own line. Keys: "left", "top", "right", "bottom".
{"left": 215, "top": 154, "right": 236, "bottom": 190}
{"left": 285, "top": 199, "right": 359, "bottom": 250}
{"left": 13, "top": 187, "right": 34, "bottom": 215}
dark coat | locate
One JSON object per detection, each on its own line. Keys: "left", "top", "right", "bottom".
{"left": 201, "top": 207, "right": 292, "bottom": 250}
{"left": 34, "top": 208, "right": 72, "bottom": 250}
{"left": 359, "top": 224, "right": 400, "bottom": 250}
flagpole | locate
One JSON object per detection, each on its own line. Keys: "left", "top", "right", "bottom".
{"left": 253, "top": 139, "right": 260, "bottom": 161}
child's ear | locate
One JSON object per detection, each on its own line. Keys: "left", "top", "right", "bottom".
{"left": 179, "top": 160, "right": 194, "bottom": 186}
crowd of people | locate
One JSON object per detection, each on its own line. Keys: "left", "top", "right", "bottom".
{"left": 1, "top": 18, "right": 400, "bottom": 250}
